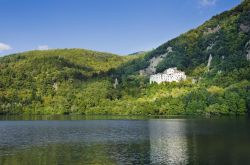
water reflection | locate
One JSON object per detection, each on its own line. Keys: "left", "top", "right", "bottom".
{"left": 149, "top": 119, "right": 188, "bottom": 164}
{"left": 0, "top": 120, "right": 151, "bottom": 165}
{"left": 0, "top": 118, "right": 250, "bottom": 165}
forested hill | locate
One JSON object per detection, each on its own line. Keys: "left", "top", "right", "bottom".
{"left": 0, "top": 1, "right": 250, "bottom": 115}
{"left": 0, "top": 49, "right": 135, "bottom": 77}
{"left": 142, "top": 0, "right": 250, "bottom": 79}
{"left": 0, "top": 49, "right": 139, "bottom": 114}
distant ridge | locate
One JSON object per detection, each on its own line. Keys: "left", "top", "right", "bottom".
{"left": 128, "top": 51, "right": 147, "bottom": 56}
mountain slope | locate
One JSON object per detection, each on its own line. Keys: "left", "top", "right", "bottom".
{"left": 143, "top": 0, "right": 250, "bottom": 84}
{"left": 108, "top": 1, "right": 250, "bottom": 115}
{"left": 0, "top": 1, "right": 250, "bottom": 115}
{"left": 0, "top": 49, "right": 137, "bottom": 114}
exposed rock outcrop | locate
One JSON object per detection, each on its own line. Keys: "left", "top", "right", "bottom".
{"left": 113, "top": 78, "right": 119, "bottom": 88}
{"left": 245, "top": 40, "right": 250, "bottom": 61}
{"left": 207, "top": 54, "right": 213, "bottom": 69}
{"left": 240, "top": 24, "right": 250, "bottom": 33}
{"left": 206, "top": 43, "right": 215, "bottom": 51}
{"left": 204, "top": 25, "right": 221, "bottom": 35}
{"left": 247, "top": 50, "right": 250, "bottom": 61}
{"left": 53, "top": 83, "right": 58, "bottom": 91}
{"left": 140, "top": 47, "right": 173, "bottom": 76}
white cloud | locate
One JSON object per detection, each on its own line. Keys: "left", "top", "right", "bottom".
{"left": 199, "top": 0, "right": 217, "bottom": 6}
{"left": 37, "top": 45, "right": 49, "bottom": 50}
{"left": 0, "top": 42, "right": 11, "bottom": 51}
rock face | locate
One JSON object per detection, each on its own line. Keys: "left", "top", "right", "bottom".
{"left": 207, "top": 54, "right": 213, "bottom": 69}
{"left": 247, "top": 48, "right": 250, "bottom": 61}
{"left": 240, "top": 24, "right": 250, "bottom": 33}
{"left": 246, "top": 41, "right": 250, "bottom": 61}
{"left": 140, "top": 47, "right": 173, "bottom": 76}
{"left": 204, "top": 25, "right": 221, "bottom": 35}
{"left": 53, "top": 83, "right": 58, "bottom": 91}
{"left": 113, "top": 78, "right": 119, "bottom": 89}
{"left": 206, "top": 43, "right": 215, "bottom": 51}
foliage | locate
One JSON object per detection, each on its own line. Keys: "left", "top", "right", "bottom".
{"left": 0, "top": 1, "right": 250, "bottom": 116}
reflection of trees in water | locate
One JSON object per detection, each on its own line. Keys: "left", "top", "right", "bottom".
{"left": 0, "top": 143, "right": 113, "bottom": 165}
{"left": 0, "top": 120, "right": 151, "bottom": 165}
{"left": 2, "top": 119, "right": 250, "bottom": 164}
{"left": 107, "top": 142, "right": 151, "bottom": 164}
{"left": 0, "top": 142, "right": 152, "bottom": 165}
{"left": 185, "top": 119, "right": 250, "bottom": 165}
{"left": 149, "top": 119, "right": 189, "bottom": 164}
{"left": 1, "top": 120, "right": 190, "bottom": 165}
{"left": 0, "top": 120, "right": 152, "bottom": 165}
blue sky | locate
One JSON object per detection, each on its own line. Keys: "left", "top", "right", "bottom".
{"left": 0, "top": 0, "right": 241, "bottom": 56}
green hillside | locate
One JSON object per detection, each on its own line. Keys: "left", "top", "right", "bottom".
{"left": 149, "top": 1, "right": 250, "bottom": 82}
{"left": 0, "top": 1, "right": 250, "bottom": 116}
{"left": 0, "top": 49, "right": 138, "bottom": 114}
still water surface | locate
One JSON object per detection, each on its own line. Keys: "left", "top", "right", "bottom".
{"left": 0, "top": 116, "right": 250, "bottom": 165}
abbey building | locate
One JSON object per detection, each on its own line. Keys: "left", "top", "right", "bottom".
{"left": 150, "top": 67, "right": 186, "bottom": 84}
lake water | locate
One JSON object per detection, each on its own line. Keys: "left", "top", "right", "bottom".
{"left": 0, "top": 116, "right": 250, "bottom": 165}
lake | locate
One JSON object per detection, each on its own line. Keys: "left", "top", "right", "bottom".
{"left": 0, "top": 116, "right": 250, "bottom": 165}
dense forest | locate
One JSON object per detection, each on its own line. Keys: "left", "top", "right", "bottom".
{"left": 0, "top": 1, "right": 250, "bottom": 116}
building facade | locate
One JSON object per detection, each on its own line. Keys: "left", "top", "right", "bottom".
{"left": 150, "top": 67, "right": 186, "bottom": 84}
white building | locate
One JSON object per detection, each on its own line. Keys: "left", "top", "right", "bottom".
{"left": 150, "top": 67, "right": 186, "bottom": 84}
